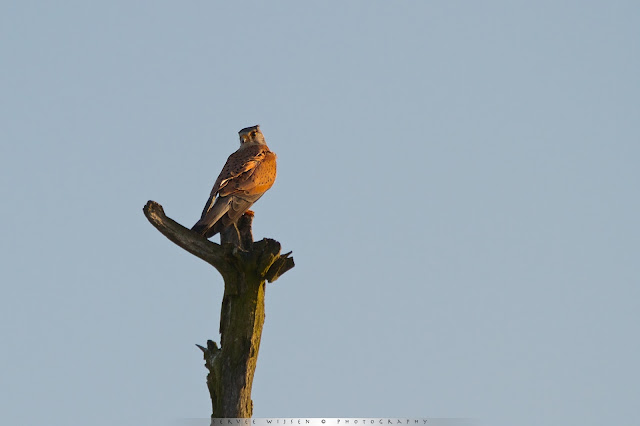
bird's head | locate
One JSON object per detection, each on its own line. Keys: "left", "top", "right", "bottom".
{"left": 238, "top": 125, "right": 266, "bottom": 146}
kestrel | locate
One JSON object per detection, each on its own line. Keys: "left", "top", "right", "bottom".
{"left": 191, "top": 125, "right": 277, "bottom": 238}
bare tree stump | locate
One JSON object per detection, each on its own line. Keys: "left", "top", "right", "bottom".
{"left": 143, "top": 200, "right": 294, "bottom": 418}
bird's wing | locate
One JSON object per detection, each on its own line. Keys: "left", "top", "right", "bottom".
{"left": 218, "top": 150, "right": 277, "bottom": 197}
{"left": 199, "top": 145, "right": 275, "bottom": 219}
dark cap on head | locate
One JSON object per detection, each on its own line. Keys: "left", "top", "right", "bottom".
{"left": 239, "top": 125, "right": 260, "bottom": 135}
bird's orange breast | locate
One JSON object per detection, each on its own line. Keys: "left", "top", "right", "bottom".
{"left": 243, "top": 151, "right": 277, "bottom": 195}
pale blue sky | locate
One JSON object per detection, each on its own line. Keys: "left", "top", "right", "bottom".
{"left": 1, "top": 2, "right": 639, "bottom": 426}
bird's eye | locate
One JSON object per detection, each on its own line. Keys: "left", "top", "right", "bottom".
{"left": 250, "top": 131, "right": 256, "bottom": 137}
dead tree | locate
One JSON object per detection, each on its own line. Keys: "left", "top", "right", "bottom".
{"left": 143, "top": 200, "right": 294, "bottom": 417}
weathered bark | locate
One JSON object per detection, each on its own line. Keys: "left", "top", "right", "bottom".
{"left": 142, "top": 200, "right": 294, "bottom": 418}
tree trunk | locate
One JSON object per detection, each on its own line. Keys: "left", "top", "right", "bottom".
{"left": 142, "top": 201, "right": 294, "bottom": 418}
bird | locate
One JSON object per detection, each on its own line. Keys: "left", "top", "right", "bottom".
{"left": 191, "top": 125, "right": 277, "bottom": 238}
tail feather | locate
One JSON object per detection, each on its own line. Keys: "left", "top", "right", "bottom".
{"left": 191, "top": 197, "right": 232, "bottom": 237}
{"left": 191, "top": 193, "right": 263, "bottom": 239}
{"left": 190, "top": 222, "right": 209, "bottom": 235}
